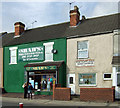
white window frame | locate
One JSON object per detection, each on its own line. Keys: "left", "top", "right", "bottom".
{"left": 79, "top": 73, "right": 97, "bottom": 87}
{"left": 77, "top": 40, "right": 89, "bottom": 59}
{"left": 9, "top": 47, "right": 18, "bottom": 64}
{"left": 103, "top": 73, "right": 112, "bottom": 80}
{"left": 43, "top": 42, "right": 54, "bottom": 62}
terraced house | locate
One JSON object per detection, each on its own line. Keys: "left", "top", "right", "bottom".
{"left": 3, "top": 22, "right": 67, "bottom": 95}
{"left": 2, "top": 6, "right": 120, "bottom": 101}
{"left": 66, "top": 6, "right": 120, "bottom": 101}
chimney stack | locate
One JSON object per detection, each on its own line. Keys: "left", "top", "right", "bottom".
{"left": 14, "top": 22, "right": 25, "bottom": 36}
{"left": 70, "top": 6, "right": 80, "bottom": 26}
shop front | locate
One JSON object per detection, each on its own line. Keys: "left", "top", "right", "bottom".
{"left": 24, "top": 61, "right": 64, "bottom": 95}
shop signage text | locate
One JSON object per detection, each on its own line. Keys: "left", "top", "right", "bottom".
{"left": 18, "top": 46, "right": 44, "bottom": 61}
{"left": 25, "top": 66, "right": 56, "bottom": 71}
{"left": 76, "top": 59, "right": 94, "bottom": 67}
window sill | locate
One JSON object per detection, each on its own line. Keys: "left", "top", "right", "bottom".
{"left": 9, "top": 63, "right": 17, "bottom": 65}
{"left": 79, "top": 84, "right": 97, "bottom": 87}
{"left": 44, "top": 60, "right": 54, "bottom": 62}
{"left": 77, "top": 58, "right": 89, "bottom": 59}
{"left": 103, "top": 79, "right": 112, "bottom": 81}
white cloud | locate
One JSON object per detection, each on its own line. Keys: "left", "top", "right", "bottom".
{"left": 91, "top": 2, "right": 118, "bottom": 17}
{"left": 2, "top": 2, "right": 56, "bottom": 32}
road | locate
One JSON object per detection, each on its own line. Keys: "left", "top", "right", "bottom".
{"left": 1, "top": 97, "right": 120, "bottom": 108}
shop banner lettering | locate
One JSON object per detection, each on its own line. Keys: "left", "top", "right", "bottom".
{"left": 25, "top": 66, "right": 56, "bottom": 71}
{"left": 18, "top": 46, "right": 44, "bottom": 62}
{"left": 76, "top": 59, "right": 94, "bottom": 67}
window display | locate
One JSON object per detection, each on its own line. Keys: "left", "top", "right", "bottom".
{"left": 79, "top": 73, "right": 96, "bottom": 85}
{"left": 29, "top": 72, "right": 56, "bottom": 92}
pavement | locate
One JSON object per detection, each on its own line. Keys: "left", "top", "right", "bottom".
{"left": 1, "top": 93, "right": 120, "bottom": 107}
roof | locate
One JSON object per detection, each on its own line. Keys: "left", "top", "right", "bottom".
{"left": 0, "top": 32, "right": 14, "bottom": 47}
{"left": 2, "top": 33, "right": 14, "bottom": 47}
{"left": 3, "top": 13, "right": 120, "bottom": 47}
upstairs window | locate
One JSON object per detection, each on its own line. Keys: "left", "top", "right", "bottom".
{"left": 77, "top": 41, "right": 88, "bottom": 59}
{"left": 43, "top": 42, "right": 54, "bottom": 61}
{"left": 9, "top": 47, "right": 18, "bottom": 64}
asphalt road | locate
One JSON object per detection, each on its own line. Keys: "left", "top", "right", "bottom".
{"left": 2, "top": 101, "right": 120, "bottom": 108}
{"left": 1, "top": 97, "right": 120, "bottom": 108}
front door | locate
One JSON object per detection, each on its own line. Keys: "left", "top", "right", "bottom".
{"left": 67, "top": 74, "right": 75, "bottom": 95}
{"left": 113, "top": 66, "right": 120, "bottom": 99}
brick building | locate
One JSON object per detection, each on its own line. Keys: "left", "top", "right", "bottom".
{"left": 2, "top": 5, "right": 120, "bottom": 101}
{"left": 66, "top": 6, "right": 120, "bottom": 101}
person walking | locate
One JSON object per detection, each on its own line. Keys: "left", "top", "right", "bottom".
{"left": 28, "top": 83, "right": 33, "bottom": 100}
{"left": 22, "top": 82, "right": 28, "bottom": 99}
{"left": 47, "top": 79, "right": 50, "bottom": 91}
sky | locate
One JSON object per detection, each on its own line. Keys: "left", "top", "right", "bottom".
{"left": 0, "top": 0, "right": 120, "bottom": 33}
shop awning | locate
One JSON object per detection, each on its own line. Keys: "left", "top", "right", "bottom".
{"left": 24, "top": 61, "right": 64, "bottom": 71}
{"left": 112, "top": 56, "right": 120, "bottom": 65}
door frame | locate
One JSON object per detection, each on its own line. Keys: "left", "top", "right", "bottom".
{"left": 67, "top": 73, "right": 75, "bottom": 95}
{"left": 112, "top": 66, "right": 120, "bottom": 99}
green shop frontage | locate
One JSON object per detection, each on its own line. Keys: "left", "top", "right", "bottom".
{"left": 3, "top": 38, "right": 67, "bottom": 95}
{"left": 24, "top": 61, "right": 64, "bottom": 95}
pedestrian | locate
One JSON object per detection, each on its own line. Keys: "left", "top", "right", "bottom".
{"left": 22, "top": 82, "right": 28, "bottom": 99}
{"left": 47, "top": 79, "right": 50, "bottom": 91}
{"left": 28, "top": 83, "right": 33, "bottom": 100}
{"left": 50, "top": 77, "right": 53, "bottom": 89}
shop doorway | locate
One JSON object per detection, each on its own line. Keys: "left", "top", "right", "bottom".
{"left": 67, "top": 74, "right": 75, "bottom": 95}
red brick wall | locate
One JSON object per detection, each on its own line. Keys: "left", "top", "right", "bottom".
{"left": 53, "top": 84, "right": 71, "bottom": 101}
{"left": 70, "top": 6, "right": 80, "bottom": 26}
{"left": 80, "top": 87, "right": 115, "bottom": 102}
{"left": 15, "top": 26, "right": 24, "bottom": 36}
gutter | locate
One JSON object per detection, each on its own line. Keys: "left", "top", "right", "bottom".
{"left": 67, "top": 30, "right": 113, "bottom": 39}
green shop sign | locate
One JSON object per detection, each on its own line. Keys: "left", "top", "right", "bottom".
{"left": 25, "top": 66, "right": 56, "bottom": 71}
{"left": 18, "top": 46, "right": 44, "bottom": 62}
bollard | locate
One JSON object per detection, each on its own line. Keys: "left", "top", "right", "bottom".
{"left": 19, "top": 103, "right": 23, "bottom": 108}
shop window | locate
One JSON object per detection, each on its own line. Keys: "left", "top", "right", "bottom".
{"left": 103, "top": 73, "right": 112, "bottom": 80}
{"left": 77, "top": 41, "right": 88, "bottom": 59}
{"left": 79, "top": 73, "right": 96, "bottom": 86}
{"left": 69, "top": 77, "right": 73, "bottom": 84}
{"left": 43, "top": 42, "right": 54, "bottom": 61}
{"left": 29, "top": 73, "right": 56, "bottom": 91}
{"left": 9, "top": 47, "right": 18, "bottom": 64}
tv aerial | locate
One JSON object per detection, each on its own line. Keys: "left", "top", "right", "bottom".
{"left": 26, "top": 20, "right": 37, "bottom": 30}
{"left": 31, "top": 20, "right": 37, "bottom": 28}
{"left": 69, "top": 2, "right": 75, "bottom": 10}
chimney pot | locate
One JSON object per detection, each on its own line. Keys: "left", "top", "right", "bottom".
{"left": 82, "top": 15, "right": 86, "bottom": 20}
{"left": 74, "top": 6, "right": 78, "bottom": 10}
{"left": 14, "top": 22, "right": 25, "bottom": 36}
